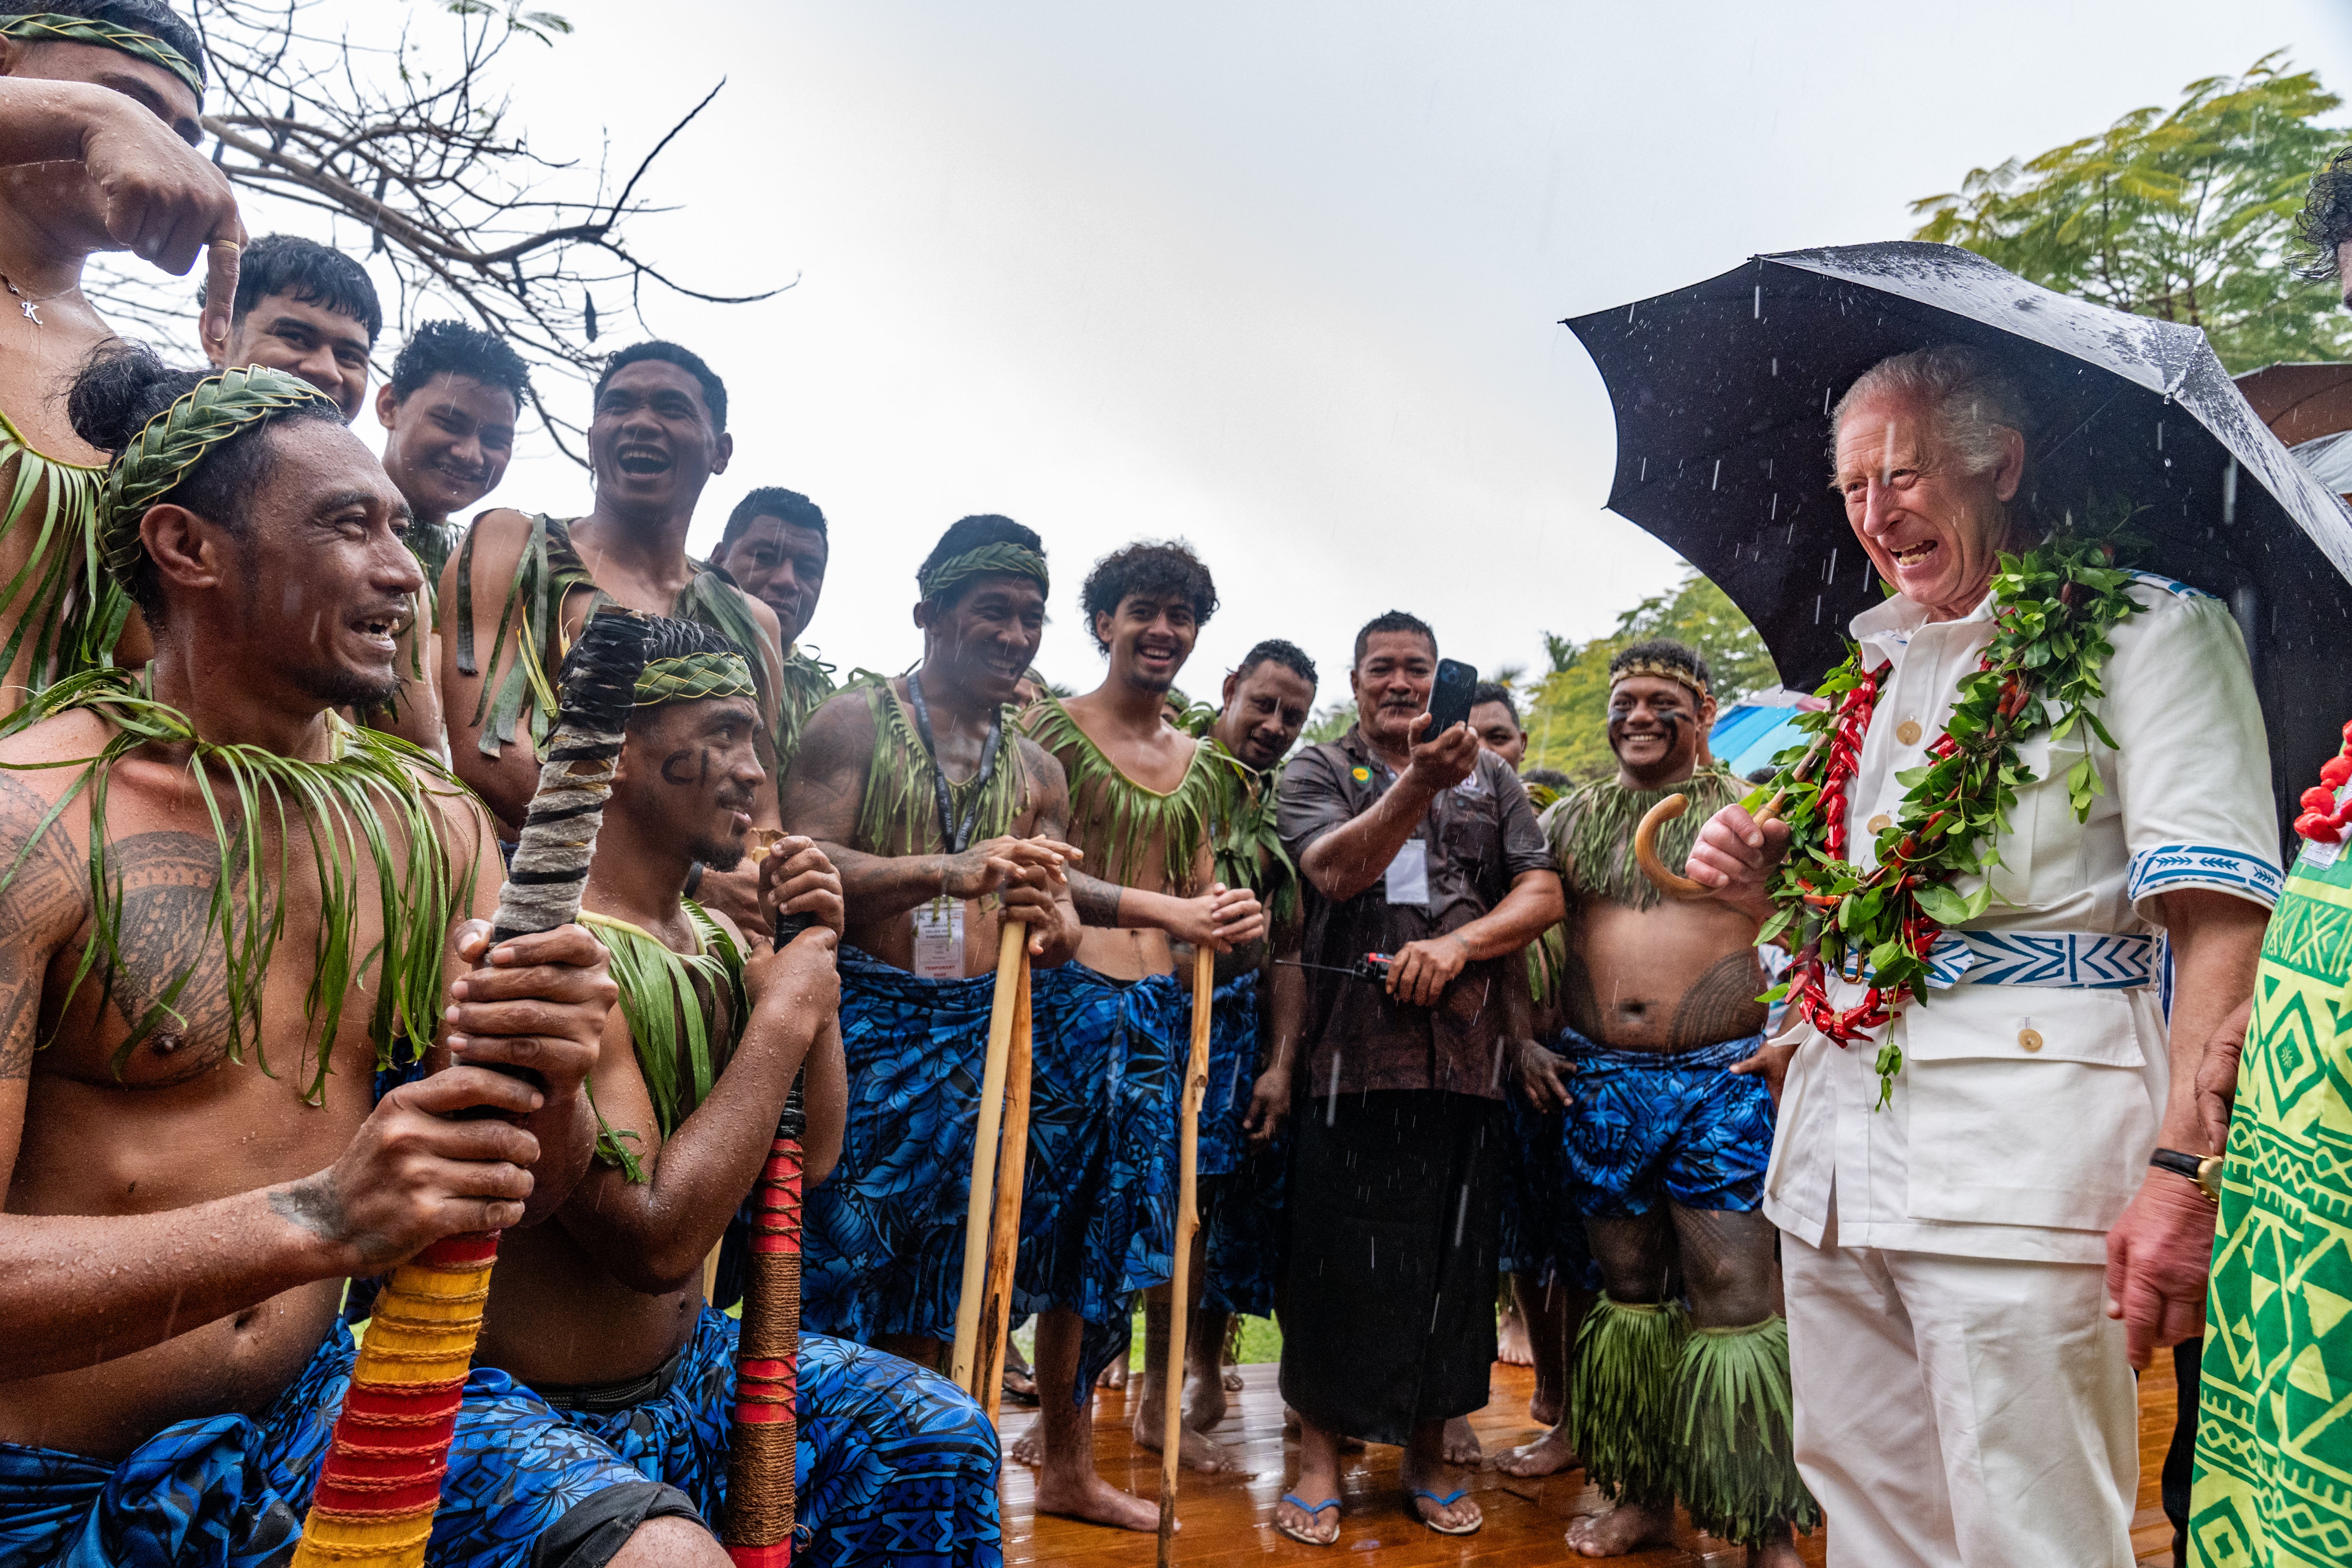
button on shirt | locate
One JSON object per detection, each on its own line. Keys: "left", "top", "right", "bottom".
{"left": 1764, "top": 576, "right": 2282, "bottom": 1264}
{"left": 1277, "top": 726, "right": 1553, "bottom": 1101}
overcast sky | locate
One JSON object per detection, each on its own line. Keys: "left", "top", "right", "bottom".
{"left": 258, "top": 1, "right": 2352, "bottom": 704}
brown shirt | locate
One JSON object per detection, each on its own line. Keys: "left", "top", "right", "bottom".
{"left": 1277, "top": 725, "right": 1552, "bottom": 1101}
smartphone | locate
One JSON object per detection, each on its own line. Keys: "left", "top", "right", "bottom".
{"left": 1426, "top": 658, "right": 1478, "bottom": 736}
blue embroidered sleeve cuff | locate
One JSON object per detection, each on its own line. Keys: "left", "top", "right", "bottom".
{"left": 2126, "top": 844, "right": 2284, "bottom": 913}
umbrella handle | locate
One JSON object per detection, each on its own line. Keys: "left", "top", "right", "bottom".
{"left": 1632, "top": 790, "right": 1786, "bottom": 900}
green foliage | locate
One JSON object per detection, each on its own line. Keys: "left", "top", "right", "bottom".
{"left": 1301, "top": 700, "right": 1357, "bottom": 746}
{"left": 1522, "top": 568, "right": 1777, "bottom": 781}
{"left": 1911, "top": 52, "right": 2352, "bottom": 373}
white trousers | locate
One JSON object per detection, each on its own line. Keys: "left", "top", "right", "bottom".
{"left": 1782, "top": 1231, "right": 2140, "bottom": 1568}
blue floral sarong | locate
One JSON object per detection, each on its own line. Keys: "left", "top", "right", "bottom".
{"left": 803, "top": 949, "right": 1185, "bottom": 1397}
{"left": 504, "top": 1307, "right": 1000, "bottom": 1568}
{"left": 0, "top": 1321, "right": 651, "bottom": 1568}
{"left": 1557, "top": 1027, "right": 1773, "bottom": 1217}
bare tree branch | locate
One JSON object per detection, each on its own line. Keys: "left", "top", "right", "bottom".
{"left": 85, "top": 0, "right": 789, "bottom": 465}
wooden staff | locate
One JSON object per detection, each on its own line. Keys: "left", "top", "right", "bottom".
{"left": 949, "top": 919, "right": 1029, "bottom": 1396}
{"left": 1156, "top": 944, "right": 1216, "bottom": 1564}
{"left": 722, "top": 1080, "right": 805, "bottom": 1568}
{"left": 971, "top": 944, "right": 1034, "bottom": 1419}
{"left": 294, "top": 609, "right": 648, "bottom": 1568}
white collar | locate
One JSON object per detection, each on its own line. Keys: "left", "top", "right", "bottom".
{"left": 1849, "top": 586, "right": 1997, "bottom": 668}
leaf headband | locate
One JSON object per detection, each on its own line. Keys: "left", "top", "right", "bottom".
{"left": 0, "top": 12, "right": 203, "bottom": 95}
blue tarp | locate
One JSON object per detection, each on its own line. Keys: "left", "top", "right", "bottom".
{"left": 1710, "top": 702, "right": 1807, "bottom": 779}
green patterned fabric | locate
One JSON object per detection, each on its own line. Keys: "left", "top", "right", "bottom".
{"left": 2193, "top": 838, "right": 2352, "bottom": 1566}
{"left": 452, "top": 513, "right": 782, "bottom": 762}
{"left": 581, "top": 901, "right": 746, "bottom": 1183}
{"left": 0, "top": 12, "right": 203, "bottom": 94}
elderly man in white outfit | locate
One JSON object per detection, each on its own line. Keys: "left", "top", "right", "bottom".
{"left": 1690, "top": 344, "right": 2274, "bottom": 1567}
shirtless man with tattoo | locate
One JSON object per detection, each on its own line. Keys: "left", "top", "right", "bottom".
{"left": 0, "top": 2, "right": 245, "bottom": 698}
{"left": 0, "top": 344, "right": 731, "bottom": 1567}
{"left": 1501, "top": 639, "right": 1812, "bottom": 1566}
{"left": 1019, "top": 541, "right": 1265, "bottom": 1487}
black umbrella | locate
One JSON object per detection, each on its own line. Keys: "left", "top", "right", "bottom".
{"left": 1566, "top": 240, "right": 2352, "bottom": 849}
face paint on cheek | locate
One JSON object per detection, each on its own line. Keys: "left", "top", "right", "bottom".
{"left": 660, "top": 749, "right": 711, "bottom": 788}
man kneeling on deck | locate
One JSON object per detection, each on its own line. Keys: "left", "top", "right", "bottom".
{"left": 474, "top": 617, "right": 1005, "bottom": 1568}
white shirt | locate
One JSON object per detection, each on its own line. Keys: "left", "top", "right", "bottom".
{"left": 1763, "top": 575, "right": 2281, "bottom": 1264}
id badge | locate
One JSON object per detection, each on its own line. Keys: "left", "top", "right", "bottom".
{"left": 911, "top": 897, "right": 966, "bottom": 978}
{"left": 1384, "top": 838, "right": 1430, "bottom": 906}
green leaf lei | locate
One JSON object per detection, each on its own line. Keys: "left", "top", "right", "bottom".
{"left": 1755, "top": 529, "right": 2145, "bottom": 1107}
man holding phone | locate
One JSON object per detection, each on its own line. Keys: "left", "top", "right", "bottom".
{"left": 1269, "top": 610, "right": 1563, "bottom": 1545}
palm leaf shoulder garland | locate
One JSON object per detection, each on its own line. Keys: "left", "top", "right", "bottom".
{"left": 0, "top": 408, "right": 132, "bottom": 695}
{"left": 1022, "top": 693, "right": 1245, "bottom": 896}
{"left": 1205, "top": 740, "right": 1299, "bottom": 930}
{"left": 453, "top": 514, "right": 791, "bottom": 764}
{"left": 0, "top": 668, "right": 481, "bottom": 1102}
{"left": 851, "top": 675, "right": 1029, "bottom": 859}
{"left": 581, "top": 900, "right": 748, "bottom": 1183}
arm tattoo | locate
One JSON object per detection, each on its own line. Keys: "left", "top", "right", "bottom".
{"left": 1069, "top": 871, "right": 1124, "bottom": 928}
{"left": 1668, "top": 949, "right": 1769, "bottom": 1049}
{"left": 0, "top": 775, "right": 87, "bottom": 1080}
{"left": 269, "top": 1174, "right": 396, "bottom": 1269}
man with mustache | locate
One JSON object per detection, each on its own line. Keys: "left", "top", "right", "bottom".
{"left": 363, "top": 319, "right": 529, "bottom": 759}
{"left": 1017, "top": 541, "right": 1266, "bottom": 1490}
{"left": 1271, "top": 610, "right": 1563, "bottom": 1545}
{"left": 712, "top": 486, "right": 835, "bottom": 773}
{"left": 1500, "top": 639, "right": 1814, "bottom": 1567}
{"left": 790, "top": 514, "right": 1194, "bottom": 1534}
{"left": 470, "top": 614, "right": 1004, "bottom": 1566}
{"left": 0, "top": 0, "right": 246, "bottom": 699}
{"left": 442, "top": 340, "right": 784, "bottom": 930}
{"left": 0, "top": 342, "right": 679, "bottom": 1565}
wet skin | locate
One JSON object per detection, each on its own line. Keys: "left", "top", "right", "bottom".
{"left": 479, "top": 695, "right": 849, "bottom": 1389}
{"left": 715, "top": 514, "right": 828, "bottom": 648}
{"left": 1211, "top": 659, "right": 1314, "bottom": 773}
{"left": 1469, "top": 698, "right": 1525, "bottom": 771}
{"left": 0, "top": 417, "right": 613, "bottom": 1459}
{"left": 211, "top": 292, "right": 372, "bottom": 421}
{"left": 367, "top": 370, "right": 520, "bottom": 755}
{"left": 0, "top": 37, "right": 240, "bottom": 691}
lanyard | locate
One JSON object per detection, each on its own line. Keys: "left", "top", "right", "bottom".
{"left": 904, "top": 671, "right": 1005, "bottom": 855}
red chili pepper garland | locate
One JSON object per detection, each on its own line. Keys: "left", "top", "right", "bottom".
{"left": 2293, "top": 721, "right": 2352, "bottom": 845}
{"left": 1759, "top": 533, "right": 2144, "bottom": 1107}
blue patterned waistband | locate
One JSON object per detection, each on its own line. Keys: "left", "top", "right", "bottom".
{"left": 1837, "top": 929, "right": 2157, "bottom": 991}
{"left": 1556, "top": 1027, "right": 1764, "bottom": 1072}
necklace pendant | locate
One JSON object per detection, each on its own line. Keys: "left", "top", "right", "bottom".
{"left": 18, "top": 299, "right": 38, "bottom": 325}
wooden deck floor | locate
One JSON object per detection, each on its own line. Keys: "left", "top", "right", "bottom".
{"left": 998, "top": 1354, "right": 2185, "bottom": 1565}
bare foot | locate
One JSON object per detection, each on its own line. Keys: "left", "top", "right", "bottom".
{"left": 1032, "top": 1462, "right": 1162, "bottom": 1532}
{"left": 1495, "top": 1423, "right": 1583, "bottom": 1478}
{"left": 1441, "top": 1414, "right": 1482, "bottom": 1466}
{"left": 1497, "top": 1304, "right": 1534, "bottom": 1367}
{"left": 1565, "top": 1500, "right": 1677, "bottom": 1557}
{"left": 1223, "top": 1363, "right": 1244, "bottom": 1392}
{"left": 1182, "top": 1363, "right": 1229, "bottom": 1432}
{"left": 1096, "top": 1358, "right": 1129, "bottom": 1390}
{"left": 1529, "top": 1384, "right": 1561, "bottom": 1428}
{"left": 1132, "top": 1399, "right": 1241, "bottom": 1472}
{"left": 1007, "top": 1425, "right": 1042, "bottom": 1468}
{"left": 1746, "top": 1524, "right": 1806, "bottom": 1567}
{"left": 1398, "top": 1453, "right": 1481, "bottom": 1534}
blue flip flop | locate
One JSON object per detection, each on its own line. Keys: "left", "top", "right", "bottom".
{"left": 1410, "top": 1486, "right": 1482, "bottom": 1536}
{"left": 1276, "top": 1493, "right": 1341, "bottom": 1546}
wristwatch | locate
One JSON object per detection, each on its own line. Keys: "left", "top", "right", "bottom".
{"left": 2150, "top": 1147, "right": 2223, "bottom": 1203}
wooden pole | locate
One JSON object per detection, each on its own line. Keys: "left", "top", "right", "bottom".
{"left": 973, "top": 944, "right": 1034, "bottom": 1419}
{"left": 1156, "top": 944, "right": 1215, "bottom": 1564}
{"left": 949, "top": 919, "right": 1027, "bottom": 1396}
